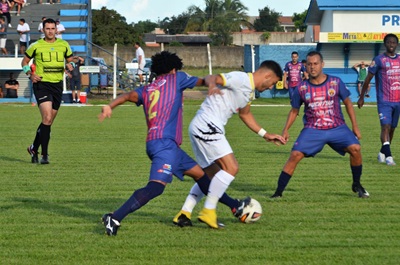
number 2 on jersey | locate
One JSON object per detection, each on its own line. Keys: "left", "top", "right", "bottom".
{"left": 148, "top": 90, "right": 160, "bottom": 120}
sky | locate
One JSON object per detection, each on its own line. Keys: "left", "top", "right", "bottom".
{"left": 91, "top": 0, "right": 311, "bottom": 24}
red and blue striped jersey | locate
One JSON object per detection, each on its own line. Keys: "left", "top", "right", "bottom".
{"left": 284, "top": 61, "right": 306, "bottom": 88}
{"left": 368, "top": 53, "right": 400, "bottom": 104}
{"left": 135, "top": 71, "right": 199, "bottom": 145}
{"left": 292, "top": 75, "right": 350, "bottom": 130}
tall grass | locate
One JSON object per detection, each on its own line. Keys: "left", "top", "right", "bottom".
{"left": 0, "top": 102, "right": 399, "bottom": 265}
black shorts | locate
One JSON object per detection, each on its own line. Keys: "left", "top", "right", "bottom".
{"left": 33, "top": 81, "right": 63, "bottom": 110}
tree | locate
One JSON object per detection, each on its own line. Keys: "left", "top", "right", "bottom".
{"left": 92, "top": 7, "right": 139, "bottom": 46}
{"left": 133, "top": 20, "right": 159, "bottom": 36}
{"left": 292, "top": 10, "right": 308, "bottom": 32}
{"left": 159, "top": 12, "right": 193, "bottom": 35}
{"left": 185, "top": 0, "right": 249, "bottom": 46}
{"left": 253, "top": 6, "right": 283, "bottom": 32}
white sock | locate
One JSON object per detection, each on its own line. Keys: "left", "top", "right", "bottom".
{"left": 181, "top": 183, "right": 204, "bottom": 213}
{"left": 204, "top": 170, "right": 235, "bottom": 210}
{"left": 383, "top": 141, "right": 390, "bottom": 145}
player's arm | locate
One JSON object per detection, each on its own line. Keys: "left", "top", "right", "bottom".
{"left": 352, "top": 62, "right": 360, "bottom": 69}
{"left": 98, "top": 91, "right": 139, "bottom": 122}
{"left": 238, "top": 105, "right": 286, "bottom": 146}
{"left": 282, "top": 107, "right": 299, "bottom": 142}
{"left": 343, "top": 97, "right": 361, "bottom": 139}
{"left": 204, "top": 74, "right": 224, "bottom": 96}
{"left": 283, "top": 71, "right": 288, "bottom": 89}
{"left": 357, "top": 72, "right": 374, "bottom": 108}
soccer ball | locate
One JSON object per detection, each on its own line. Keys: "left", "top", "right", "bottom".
{"left": 239, "top": 198, "right": 262, "bottom": 223}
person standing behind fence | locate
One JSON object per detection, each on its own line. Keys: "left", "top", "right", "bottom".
{"left": 0, "top": 16, "right": 7, "bottom": 56}
{"left": 37, "top": 16, "right": 46, "bottom": 39}
{"left": 353, "top": 61, "right": 370, "bottom": 98}
{"left": 283, "top": 51, "right": 308, "bottom": 99}
{"left": 357, "top": 33, "right": 400, "bottom": 166}
{"left": 55, "top": 19, "right": 65, "bottom": 39}
{"left": 65, "top": 54, "right": 84, "bottom": 103}
{"left": 134, "top": 41, "right": 146, "bottom": 85}
{"left": 17, "top": 18, "right": 29, "bottom": 55}
{"left": 22, "top": 18, "right": 74, "bottom": 164}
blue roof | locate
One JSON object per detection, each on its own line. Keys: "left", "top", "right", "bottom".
{"left": 317, "top": 0, "right": 400, "bottom": 10}
{"left": 306, "top": 0, "right": 400, "bottom": 24}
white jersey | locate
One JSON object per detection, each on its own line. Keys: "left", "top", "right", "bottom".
{"left": 196, "top": 71, "right": 255, "bottom": 125}
{"left": 189, "top": 71, "right": 255, "bottom": 167}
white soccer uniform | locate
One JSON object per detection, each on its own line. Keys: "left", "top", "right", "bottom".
{"left": 189, "top": 71, "right": 255, "bottom": 168}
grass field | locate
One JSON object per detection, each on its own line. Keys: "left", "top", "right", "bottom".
{"left": 1, "top": 100, "right": 399, "bottom": 265}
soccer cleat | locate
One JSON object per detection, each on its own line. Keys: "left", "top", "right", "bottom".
{"left": 365, "top": 94, "right": 370, "bottom": 98}
{"left": 352, "top": 183, "right": 370, "bottom": 198}
{"left": 385, "top": 156, "right": 396, "bottom": 166}
{"left": 270, "top": 192, "right": 282, "bottom": 199}
{"left": 40, "top": 155, "right": 50, "bottom": 164}
{"left": 198, "top": 208, "right": 219, "bottom": 229}
{"left": 102, "top": 213, "right": 121, "bottom": 236}
{"left": 27, "top": 145, "right": 39, "bottom": 163}
{"left": 377, "top": 152, "right": 386, "bottom": 163}
{"left": 232, "top": 197, "right": 251, "bottom": 218}
{"left": 173, "top": 210, "right": 192, "bottom": 227}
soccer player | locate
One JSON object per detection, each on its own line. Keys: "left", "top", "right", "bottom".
{"left": 173, "top": 60, "right": 287, "bottom": 229}
{"left": 357, "top": 33, "right": 400, "bottom": 166}
{"left": 283, "top": 51, "right": 308, "bottom": 98}
{"left": 270, "top": 51, "right": 369, "bottom": 199}
{"left": 23, "top": 18, "right": 74, "bottom": 164}
{"left": 98, "top": 51, "right": 248, "bottom": 235}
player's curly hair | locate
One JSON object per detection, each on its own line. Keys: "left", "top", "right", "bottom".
{"left": 150, "top": 51, "right": 183, "bottom": 76}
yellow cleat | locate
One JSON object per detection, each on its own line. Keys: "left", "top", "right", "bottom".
{"left": 198, "top": 208, "right": 219, "bottom": 229}
{"left": 173, "top": 210, "right": 192, "bottom": 227}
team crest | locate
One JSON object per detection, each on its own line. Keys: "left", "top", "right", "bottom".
{"left": 386, "top": 62, "right": 391, "bottom": 68}
{"left": 328, "top": 88, "right": 336, "bottom": 97}
{"left": 300, "top": 85, "right": 307, "bottom": 91}
{"left": 305, "top": 92, "right": 311, "bottom": 101}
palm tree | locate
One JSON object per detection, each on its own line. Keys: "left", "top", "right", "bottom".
{"left": 185, "top": 0, "right": 249, "bottom": 45}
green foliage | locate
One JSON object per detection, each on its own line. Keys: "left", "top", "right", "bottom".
{"left": 92, "top": 7, "right": 139, "bottom": 46}
{"left": 253, "top": 6, "right": 283, "bottom": 32}
{"left": 133, "top": 20, "right": 159, "bottom": 36}
{"left": 261, "top": 32, "right": 271, "bottom": 41}
{"left": 185, "top": 0, "right": 249, "bottom": 46}
{"left": 160, "top": 12, "right": 193, "bottom": 35}
{"left": 292, "top": 10, "right": 308, "bottom": 32}
{"left": 1, "top": 103, "right": 400, "bottom": 264}
{"left": 168, "top": 41, "right": 184, "bottom": 47}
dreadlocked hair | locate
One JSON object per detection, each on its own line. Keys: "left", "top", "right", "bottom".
{"left": 150, "top": 51, "right": 183, "bottom": 76}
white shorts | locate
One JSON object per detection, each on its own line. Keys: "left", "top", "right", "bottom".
{"left": 137, "top": 62, "right": 146, "bottom": 75}
{"left": 0, "top": 38, "right": 6, "bottom": 48}
{"left": 189, "top": 114, "right": 233, "bottom": 168}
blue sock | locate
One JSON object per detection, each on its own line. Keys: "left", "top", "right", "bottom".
{"left": 351, "top": 165, "right": 362, "bottom": 184}
{"left": 380, "top": 144, "right": 392, "bottom": 157}
{"left": 274, "top": 171, "right": 292, "bottom": 196}
{"left": 112, "top": 181, "right": 165, "bottom": 222}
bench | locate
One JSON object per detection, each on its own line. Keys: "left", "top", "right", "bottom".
{"left": 59, "top": 9, "right": 88, "bottom": 16}
{"left": 62, "top": 21, "right": 88, "bottom": 28}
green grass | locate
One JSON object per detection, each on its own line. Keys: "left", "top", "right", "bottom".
{"left": 0, "top": 102, "right": 399, "bottom": 265}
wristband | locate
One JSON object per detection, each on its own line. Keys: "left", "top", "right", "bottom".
{"left": 258, "top": 128, "right": 267, "bottom": 137}
{"left": 23, "top": 65, "right": 31, "bottom": 74}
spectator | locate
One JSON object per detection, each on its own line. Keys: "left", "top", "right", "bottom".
{"left": 17, "top": 18, "right": 29, "bottom": 55}
{"left": 0, "top": 16, "right": 7, "bottom": 56}
{"left": 65, "top": 54, "right": 84, "bottom": 103}
{"left": 134, "top": 41, "right": 146, "bottom": 85}
{"left": 0, "top": 84, "right": 3, "bottom": 98}
{"left": 37, "top": 16, "right": 45, "bottom": 39}
{"left": 353, "top": 61, "right": 371, "bottom": 98}
{"left": 55, "top": 19, "right": 65, "bottom": 39}
{"left": 12, "top": 0, "right": 24, "bottom": 16}
{"left": 4, "top": 72, "right": 19, "bottom": 98}
{"left": 0, "top": 0, "right": 12, "bottom": 28}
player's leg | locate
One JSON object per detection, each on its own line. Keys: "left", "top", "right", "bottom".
{"left": 345, "top": 143, "right": 369, "bottom": 198}
{"left": 377, "top": 104, "right": 397, "bottom": 165}
{"left": 270, "top": 150, "right": 304, "bottom": 198}
{"left": 198, "top": 153, "right": 237, "bottom": 228}
{"left": 271, "top": 128, "right": 323, "bottom": 198}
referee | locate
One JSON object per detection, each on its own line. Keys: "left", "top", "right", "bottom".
{"left": 22, "top": 18, "right": 75, "bottom": 164}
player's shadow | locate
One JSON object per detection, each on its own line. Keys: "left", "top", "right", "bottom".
{"left": 0, "top": 155, "right": 29, "bottom": 163}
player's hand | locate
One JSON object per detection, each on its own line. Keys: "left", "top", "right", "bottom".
{"left": 353, "top": 126, "right": 362, "bottom": 140}
{"left": 98, "top": 105, "right": 112, "bottom": 122}
{"left": 66, "top": 63, "right": 74, "bottom": 71}
{"left": 357, "top": 98, "right": 364, "bottom": 109}
{"left": 264, "top": 133, "right": 287, "bottom": 146}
